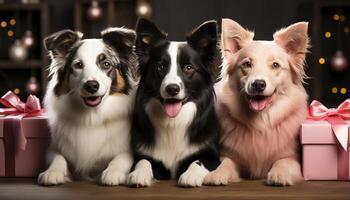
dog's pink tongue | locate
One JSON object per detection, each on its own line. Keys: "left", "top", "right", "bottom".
{"left": 164, "top": 102, "right": 182, "bottom": 118}
{"left": 249, "top": 99, "right": 269, "bottom": 112}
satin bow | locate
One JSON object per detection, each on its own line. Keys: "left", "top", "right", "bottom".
{"left": 0, "top": 91, "right": 44, "bottom": 150}
{"left": 308, "top": 99, "right": 350, "bottom": 151}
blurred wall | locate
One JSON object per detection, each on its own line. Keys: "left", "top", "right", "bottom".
{"left": 153, "top": 0, "right": 313, "bottom": 40}
{"left": 47, "top": 0, "right": 313, "bottom": 40}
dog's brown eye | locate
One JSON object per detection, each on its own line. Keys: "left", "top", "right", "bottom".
{"left": 272, "top": 62, "right": 280, "bottom": 69}
{"left": 242, "top": 61, "right": 252, "bottom": 68}
{"left": 103, "top": 61, "right": 111, "bottom": 69}
{"left": 157, "top": 65, "right": 166, "bottom": 72}
{"left": 74, "top": 61, "right": 83, "bottom": 69}
{"left": 183, "top": 64, "right": 194, "bottom": 74}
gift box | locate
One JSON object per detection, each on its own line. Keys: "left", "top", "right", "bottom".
{"left": 0, "top": 91, "right": 50, "bottom": 177}
{"left": 301, "top": 99, "right": 350, "bottom": 180}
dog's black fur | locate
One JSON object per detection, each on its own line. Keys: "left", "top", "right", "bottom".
{"left": 130, "top": 18, "right": 221, "bottom": 180}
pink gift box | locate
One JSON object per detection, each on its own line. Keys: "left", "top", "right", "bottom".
{"left": 0, "top": 115, "right": 50, "bottom": 177}
{"left": 301, "top": 120, "right": 350, "bottom": 180}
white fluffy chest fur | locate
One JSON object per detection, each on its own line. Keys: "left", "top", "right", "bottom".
{"left": 45, "top": 78, "right": 135, "bottom": 177}
{"left": 142, "top": 98, "right": 201, "bottom": 177}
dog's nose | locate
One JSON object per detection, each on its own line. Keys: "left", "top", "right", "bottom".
{"left": 84, "top": 80, "right": 100, "bottom": 94}
{"left": 251, "top": 79, "right": 266, "bottom": 92}
{"left": 166, "top": 84, "right": 180, "bottom": 96}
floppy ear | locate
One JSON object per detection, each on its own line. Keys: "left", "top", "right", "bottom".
{"left": 274, "top": 22, "right": 309, "bottom": 82}
{"left": 101, "top": 27, "right": 136, "bottom": 55}
{"left": 135, "top": 18, "right": 167, "bottom": 46}
{"left": 186, "top": 20, "right": 218, "bottom": 60}
{"left": 221, "top": 19, "right": 254, "bottom": 56}
{"left": 44, "top": 29, "right": 82, "bottom": 58}
{"left": 135, "top": 18, "right": 167, "bottom": 61}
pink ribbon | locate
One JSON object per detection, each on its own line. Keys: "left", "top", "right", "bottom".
{"left": 0, "top": 91, "right": 44, "bottom": 150}
{"left": 308, "top": 99, "right": 350, "bottom": 151}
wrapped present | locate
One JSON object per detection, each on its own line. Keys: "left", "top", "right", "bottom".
{"left": 301, "top": 99, "right": 350, "bottom": 180}
{"left": 0, "top": 91, "right": 50, "bottom": 177}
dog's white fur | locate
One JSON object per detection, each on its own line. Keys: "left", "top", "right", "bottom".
{"left": 128, "top": 98, "right": 208, "bottom": 187}
{"left": 128, "top": 42, "right": 210, "bottom": 187}
{"left": 204, "top": 19, "right": 309, "bottom": 186}
{"left": 38, "top": 38, "right": 136, "bottom": 186}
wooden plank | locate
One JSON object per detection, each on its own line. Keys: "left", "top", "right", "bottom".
{"left": 0, "top": 60, "right": 43, "bottom": 69}
{"left": 0, "top": 4, "right": 42, "bottom": 11}
{"left": 0, "top": 179, "right": 349, "bottom": 200}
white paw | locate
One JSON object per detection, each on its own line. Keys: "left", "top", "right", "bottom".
{"left": 203, "top": 170, "right": 229, "bottom": 186}
{"left": 127, "top": 169, "right": 153, "bottom": 187}
{"left": 267, "top": 167, "right": 296, "bottom": 186}
{"left": 38, "top": 170, "right": 70, "bottom": 186}
{"left": 101, "top": 169, "right": 126, "bottom": 186}
{"left": 178, "top": 169, "right": 206, "bottom": 188}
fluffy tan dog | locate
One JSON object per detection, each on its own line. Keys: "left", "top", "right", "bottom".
{"left": 204, "top": 19, "right": 309, "bottom": 186}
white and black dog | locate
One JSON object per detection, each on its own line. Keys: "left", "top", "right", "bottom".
{"left": 128, "top": 19, "right": 221, "bottom": 187}
{"left": 38, "top": 27, "right": 138, "bottom": 186}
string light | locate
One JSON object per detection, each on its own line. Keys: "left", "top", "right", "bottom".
{"left": 333, "top": 14, "right": 340, "bottom": 21}
{"left": 319, "top": 57, "right": 325, "bottom": 65}
{"left": 9, "top": 19, "right": 16, "bottom": 26}
{"left": 14, "top": 88, "right": 20, "bottom": 94}
{"left": 340, "top": 15, "right": 346, "bottom": 22}
{"left": 7, "top": 30, "right": 14, "bottom": 37}
{"left": 1, "top": 21, "right": 7, "bottom": 28}
{"left": 324, "top": 32, "right": 331, "bottom": 38}
{"left": 340, "top": 88, "right": 347, "bottom": 94}
{"left": 344, "top": 27, "right": 349, "bottom": 34}
{"left": 331, "top": 87, "right": 338, "bottom": 94}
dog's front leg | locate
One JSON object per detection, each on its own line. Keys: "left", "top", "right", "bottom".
{"left": 178, "top": 160, "right": 210, "bottom": 187}
{"left": 203, "top": 157, "right": 241, "bottom": 185}
{"left": 266, "top": 157, "right": 303, "bottom": 186}
{"left": 101, "top": 152, "right": 133, "bottom": 186}
{"left": 38, "top": 152, "right": 71, "bottom": 186}
{"left": 127, "top": 159, "right": 154, "bottom": 187}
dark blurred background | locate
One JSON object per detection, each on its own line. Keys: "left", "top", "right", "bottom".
{"left": 0, "top": 0, "right": 349, "bottom": 107}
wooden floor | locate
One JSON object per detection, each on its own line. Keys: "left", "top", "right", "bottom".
{"left": 0, "top": 178, "right": 349, "bottom": 200}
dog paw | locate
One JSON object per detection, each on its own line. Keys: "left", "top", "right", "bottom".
{"left": 127, "top": 169, "right": 153, "bottom": 187}
{"left": 203, "top": 169, "right": 240, "bottom": 186}
{"left": 203, "top": 170, "right": 227, "bottom": 186}
{"left": 101, "top": 169, "right": 126, "bottom": 186}
{"left": 266, "top": 167, "right": 296, "bottom": 186}
{"left": 38, "top": 170, "right": 70, "bottom": 186}
{"left": 178, "top": 169, "right": 206, "bottom": 188}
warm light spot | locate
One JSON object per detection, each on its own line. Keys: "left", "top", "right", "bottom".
{"left": 340, "top": 88, "right": 347, "bottom": 94}
{"left": 1, "top": 21, "right": 7, "bottom": 28}
{"left": 344, "top": 27, "right": 349, "bottom": 34}
{"left": 7, "top": 30, "right": 14, "bottom": 37}
{"left": 325, "top": 32, "right": 331, "bottom": 38}
{"left": 340, "top": 15, "right": 346, "bottom": 22}
{"left": 319, "top": 58, "right": 325, "bottom": 65}
{"left": 333, "top": 14, "right": 340, "bottom": 21}
{"left": 9, "top": 19, "right": 16, "bottom": 26}
{"left": 331, "top": 87, "right": 338, "bottom": 94}
{"left": 14, "top": 88, "right": 20, "bottom": 94}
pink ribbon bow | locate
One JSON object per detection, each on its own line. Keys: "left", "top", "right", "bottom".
{"left": 308, "top": 99, "right": 350, "bottom": 151}
{"left": 0, "top": 91, "right": 44, "bottom": 150}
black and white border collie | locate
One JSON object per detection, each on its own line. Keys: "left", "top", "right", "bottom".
{"left": 128, "top": 19, "right": 221, "bottom": 187}
{"left": 38, "top": 28, "right": 138, "bottom": 186}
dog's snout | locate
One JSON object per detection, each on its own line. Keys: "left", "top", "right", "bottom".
{"left": 251, "top": 79, "right": 266, "bottom": 92}
{"left": 165, "top": 84, "right": 180, "bottom": 96}
{"left": 84, "top": 80, "right": 100, "bottom": 94}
